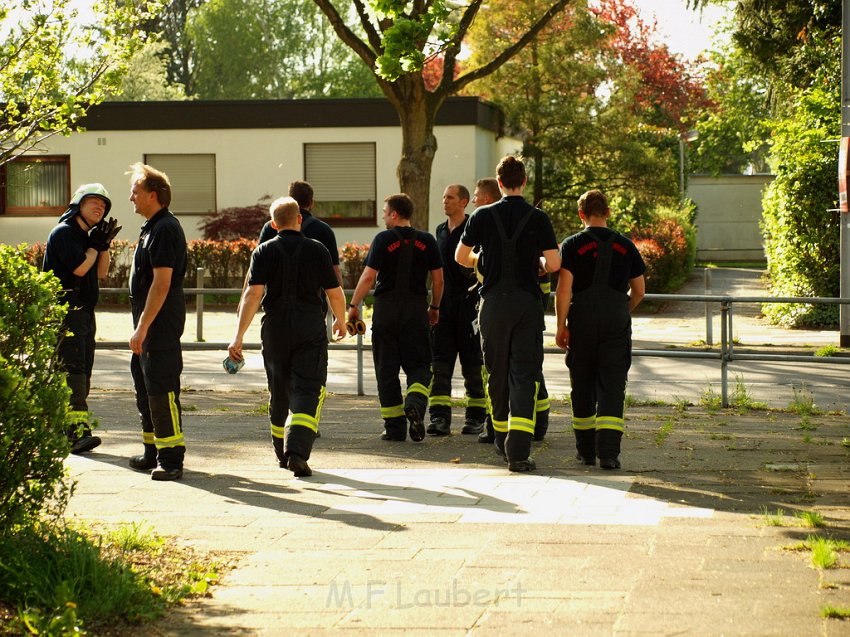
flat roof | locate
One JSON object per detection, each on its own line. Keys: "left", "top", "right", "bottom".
{"left": 80, "top": 96, "right": 505, "bottom": 133}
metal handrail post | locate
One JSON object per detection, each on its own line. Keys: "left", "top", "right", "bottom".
{"left": 704, "top": 268, "right": 713, "bottom": 346}
{"left": 356, "top": 300, "right": 364, "bottom": 396}
{"left": 196, "top": 267, "right": 205, "bottom": 342}
{"left": 720, "top": 299, "right": 729, "bottom": 407}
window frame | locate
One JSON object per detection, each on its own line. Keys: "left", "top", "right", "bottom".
{"left": 143, "top": 153, "right": 217, "bottom": 216}
{"left": 303, "top": 142, "right": 377, "bottom": 227}
{"left": 0, "top": 155, "right": 71, "bottom": 216}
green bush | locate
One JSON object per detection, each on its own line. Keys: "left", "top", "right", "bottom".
{"left": 631, "top": 204, "right": 697, "bottom": 293}
{"left": 0, "top": 246, "right": 71, "bottom": 536}
{"left": 761, "top": 84, "right": 840, "bottom": 328}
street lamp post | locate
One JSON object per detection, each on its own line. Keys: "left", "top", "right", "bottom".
{"left": 679, "top": 129, "right": 699, "bottom": 201}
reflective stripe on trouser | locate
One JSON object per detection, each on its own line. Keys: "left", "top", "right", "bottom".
{"left": 372, "top": 295, "right": 432, "bottom": 432}
{"left": 60, "top": 306, "right": 95, "bottom": 436}
{"left": 261, "top": 306, "right": 328, "bottom": 463}
{"left": 534, "top": 376, "right": 550, "bottom": 438}
{"left": 480, "top": 290, "right": 542, "bottom": 462}
{"left": 430, "top": 293, "right": 485, "bottom": 423}
{"left": 131, "top": 347, "right": 184, "bottom": 470}
{"left": 566, "top": 283, "right": 632, "bottom": 461}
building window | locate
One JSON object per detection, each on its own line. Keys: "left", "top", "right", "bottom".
{"left": 144, "top": 153, "right": 216, "bottom": 214}
{"left": 1, "top": 156, "right": 70, "bottom": 216}
{"left": 304, "top": 143, "right": 376, "bottom": 225}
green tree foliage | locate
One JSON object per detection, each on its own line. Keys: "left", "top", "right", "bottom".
{"left": 0, "top": 247, "right": 71, "bottom": 536}
{"left": 140, "top": 0, "right": 204, "bottom": 90}
{"left": 186, "top": 0, "right": 381, "bottom": 99}
{"left": 312, "top": 0, "right": 572, "bottom": 228}
{"left": 690, "top": 45, "right": 771, "bottom": 176}
{"left": 465, "top": 0, "right": 706, "bottom": 237}
{"left": 111, "top": 40, "right": 191, "bottom": 101}
{"left": 0, "top": 0, "right": 158, "bottom": 166}
{"left": 760, "top": 81, "right": 840, "bottom": 327}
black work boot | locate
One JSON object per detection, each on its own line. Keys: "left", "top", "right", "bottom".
{"left": 129, "top": 443, "right": 157, "bottom": 471}
{"left": 406, "top": 405, "right": 425, "bottom": 442}
{"left": 533, "top": 409, "right": 549, "bottom": 442}
{"left": 287, "top": 454, "right": 313, "bottom": 477}
{"left": 596, "top": 429, "right": 623, "bottom": 471}
{"left": 70, "top": 427, "right": 101, "bottom": 455}
{"left": 574, "top": 428, "right": 596, "bottom": 466}
{"left": 505, "top": 429, "right": 534, "bottom": 471}
{"left": 478, "top": 415, "right": 495, "bottom": 444}
{"left": 151, "top": 466, "right": 183, "bottom": 481}
{"left": 381, "top": 416, "right": 407, "bottom": 441}
{"left": 427, "top": 416, "right": 451, "bottom": 436}
{"left": 461, "top": 417, "right": 485, "bottom": 435}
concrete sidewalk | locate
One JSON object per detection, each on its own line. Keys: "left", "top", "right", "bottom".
{"left": 65, "top": 390, "right": 850, "bottom": 636}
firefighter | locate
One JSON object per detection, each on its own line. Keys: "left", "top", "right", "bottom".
{"left": 257, "top": 180, "right": 343, "bottom": 288}
{"left": 347, "top": 194, "right": 443, "bottom": 442}
{"left": 228, "top": 197, "right": 347, "bottom": 477}
{"left": 43, "top": 183, "right": 121, "bottom": 454}
{"left": 470, "top": 178, "right": 553, "bottom": 445}
{"left": 554, "top": 189, "right": 646, "bottom": 470}
{"left": 127, "top": 163, "right": 188, "bottom": 481}
{"left": 427, "top": 184, "right": 487, "bottom": 436}
{"left": 456, "top": 157, "right": 560, "bottom": 472}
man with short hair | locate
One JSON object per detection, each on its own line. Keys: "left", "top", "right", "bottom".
{"left": 348, "top": 194, "right": 443, "bottom": 442}
{"left": 43, "top": 183, "right": 120, "bottom": 454}
{"left": 229, "top": 197, "right": 347, "bottom": 477}
{"left": 427, "top": 184, "right": 487, "bottom": 436}
{"left": 127, "top": 163, "right": 188, "bottom": 481}
{"left": 555, "top": 189, "right": 646, "bottom": 470}
{"left": 258, "top": 180, "right": 343, "bottom": 288}
{"left": 471, "top": 178, "right": 553, "bottom": 446}
{"left": 456, "top": 157, "right": 560, "bottom": 472}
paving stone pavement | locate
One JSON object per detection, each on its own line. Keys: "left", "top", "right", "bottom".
{"left": 64, "top": 390, "right": 850, "bottom": 636}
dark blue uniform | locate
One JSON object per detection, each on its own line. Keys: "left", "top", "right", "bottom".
{"left": 365, "top": 227, "right": 442, "bottom": 440}
{"left": 560, "top": 226, "right": 645, "bottom": 462}
{"left": 43, "top": 212, "right": 99, "bottom": 434}
{"left": 130, "top": 208, "right": 187, "bottom": 472}
{"left": 460, "top": 196, "right": 558, "bottom": 465}
{"left": 248, "top": 230, "right": 339, "bottom": 465}
{"left": 428, "top": 216, "right": 487, "bottom": 432}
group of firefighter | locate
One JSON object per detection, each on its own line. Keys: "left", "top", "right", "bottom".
{"left": 44, "top": 155, "right": 645, "bottom": 482}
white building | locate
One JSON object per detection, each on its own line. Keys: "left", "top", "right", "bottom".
{"left": 0, "top": 97, "right": 520, "bottom": 246}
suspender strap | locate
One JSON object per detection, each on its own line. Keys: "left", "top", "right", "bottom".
{"left": 491, "top": 203, "right": 534, "bottom": 286}
{"left": 390, "top": 227, "right": 416, "bottom": 295}
{"left": 269, "top": 237, "right": 307, "bottom": 305}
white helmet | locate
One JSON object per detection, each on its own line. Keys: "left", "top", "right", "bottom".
{"left": 70, "top": 183, "right": 112, "bottom": 215}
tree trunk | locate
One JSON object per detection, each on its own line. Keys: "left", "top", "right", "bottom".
{"left": 389, "top": 79, "right": 442, "bottom": 231}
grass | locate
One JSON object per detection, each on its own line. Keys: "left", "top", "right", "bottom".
{"left": 787, "top": 384, "right": 821, "bottom": 416}
{"left": 0, "top": 520, "right": 226, "bottom": 635}
{"left": 625, "top": 394, "right": 668, "bottom": 408}
{"left": 761, "top": 506, "right": 788, "bottom": 527}
{"left": 815, "top": 344, "right": 840, "bottom": 357}
{"left": 246, "top": 402, "right": 270, "bottom": 416}
{"left": 793, "top": 511, "right": 826, "bottom": 528}
{"left": 729, "top": 375, "right": 767, "bottom": 413}
{"left": 821, "top": 605, "right": 850, "bottom": 619}
{"left": 798, "top": 415, "right": 817, "bottom": 431}
{"left": 699, "top": 385, "right": 722, "bottom": 411}
{"left": 654, "top": 420, "right": 674, "bottom": 446}
{"left": 809, "top": 536, "right": 840, "bottom": 569}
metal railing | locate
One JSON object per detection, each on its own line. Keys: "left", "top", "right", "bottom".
{"left": 99, "top": 268, "right": 850, "bottom": 407}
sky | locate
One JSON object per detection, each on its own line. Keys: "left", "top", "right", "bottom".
{"left": 631, "top": 0, "right": 733, "bottom": 61}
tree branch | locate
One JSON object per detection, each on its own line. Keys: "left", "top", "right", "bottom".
{"left": 438, "top": 0, "right": 484, "bottom": 94}
{"left": 449, "top": 0, "right": 572, "bottom": 94}
{"left": 311, "top": 0, "right": 380, "bottom": 68}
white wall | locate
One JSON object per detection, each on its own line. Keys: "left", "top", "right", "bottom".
{"left": 2, "top": 124, "right": 520, "bottom": 247}
{"left": 688, "top": 174, "right": 774, "bottom": 262}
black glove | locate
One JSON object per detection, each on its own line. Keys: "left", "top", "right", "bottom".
{"left": 89, "top": 217, "right": 122, "bottom": 252}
